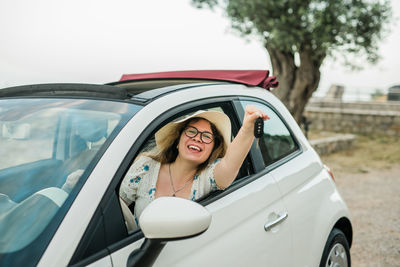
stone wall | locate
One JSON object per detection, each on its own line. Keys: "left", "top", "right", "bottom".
{"left": 308, "top": 99, "right": 400, "bottom": 111}
{"left": 304, "top": 99, "right": 400, "bottom": 136}
{"left": 309, "top": 134, "right": 356, "bottom": 155}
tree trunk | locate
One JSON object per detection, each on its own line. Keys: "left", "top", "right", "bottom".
{"left": 267, "top": 46, "right": 323, "bottom": 123}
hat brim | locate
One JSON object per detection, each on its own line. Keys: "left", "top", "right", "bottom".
{"left": 155, "top": 110, "right": 231, "bottom": 151}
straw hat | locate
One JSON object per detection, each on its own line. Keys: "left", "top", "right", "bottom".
{"left": 155, "top": 110, "right": 231, "bottom": 150}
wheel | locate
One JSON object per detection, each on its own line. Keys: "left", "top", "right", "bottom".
{"left": 320, "top": 228, "right": 351, "bottom": 267}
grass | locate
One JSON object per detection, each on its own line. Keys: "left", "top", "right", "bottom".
{"left": 317, "top": 134, "right": 400, "bottom": 174}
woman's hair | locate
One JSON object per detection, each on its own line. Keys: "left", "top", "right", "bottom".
{"left": 147, "top": 117, "right": 226, "bottom": 172}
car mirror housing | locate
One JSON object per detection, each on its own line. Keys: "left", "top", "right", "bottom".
{"left": 139, "top": 197, "right": 211, "bottom": 240}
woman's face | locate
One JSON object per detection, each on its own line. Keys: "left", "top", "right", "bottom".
{"left": 177, "top": 119, "right": 215, "bottom": 165}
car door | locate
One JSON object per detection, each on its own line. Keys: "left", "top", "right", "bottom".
{"left": 238, "top": 98, "right": 332, "bottom": 266}
{"left": 109, "top": 100, "right": 293, "bottom": 267}
{"left": 152, "top": 173, "right": 291, "bottom": 267}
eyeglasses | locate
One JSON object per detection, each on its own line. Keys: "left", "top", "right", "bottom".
{"left": 184, "top": 126, "right": 214, "bottom": 144}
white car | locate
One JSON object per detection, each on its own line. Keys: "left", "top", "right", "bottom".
{"left": 0, "top": 70, "right": 352, "bottom": 267}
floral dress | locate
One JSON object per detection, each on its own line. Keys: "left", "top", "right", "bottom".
{"left": 119, "top": 156, "right": 221, "bottom": 226}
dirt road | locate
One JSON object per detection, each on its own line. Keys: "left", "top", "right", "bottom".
{"left": 332, "top": 164, "right": 400, "bottom": 266}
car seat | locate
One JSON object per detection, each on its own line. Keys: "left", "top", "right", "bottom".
{"left": 57, "top": 116, "right": 109, "bottom": 189}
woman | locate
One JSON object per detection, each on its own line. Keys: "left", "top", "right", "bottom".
{"left": 119, "top": 105, "right": 268, "bottom": 224}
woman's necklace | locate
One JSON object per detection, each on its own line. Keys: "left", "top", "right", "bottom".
{"left": 168, "top": 164, "right": 194, "bottom": 197}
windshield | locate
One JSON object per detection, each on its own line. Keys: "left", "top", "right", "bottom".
{"left": 0, "top": 98, "right": 141, "bottom": 264}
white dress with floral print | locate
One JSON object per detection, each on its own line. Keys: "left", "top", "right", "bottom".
{"left": 119, "top": 155, "right": 221, "bottom": 225}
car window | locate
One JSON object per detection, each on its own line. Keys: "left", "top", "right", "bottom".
{"left": 240, "top": 100, "right": 299, "bottom": 166}
{"left": 0, "top": 98, "right": 141, "bottom": 264}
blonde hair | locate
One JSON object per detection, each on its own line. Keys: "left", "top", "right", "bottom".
{"left": 147, "top": 118, "right": 226, "bottom": 172}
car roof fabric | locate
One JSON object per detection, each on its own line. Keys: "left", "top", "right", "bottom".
{"left": 120, "top": 70, "right": 279, "bottom": 91}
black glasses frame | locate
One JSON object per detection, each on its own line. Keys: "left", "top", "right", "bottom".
{"left": 183, "top": 126, "right": 214, "bottom": 144}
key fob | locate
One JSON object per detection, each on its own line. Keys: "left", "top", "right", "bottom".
{"left": 254, "top": 117, "right": 264, "bottom": 138}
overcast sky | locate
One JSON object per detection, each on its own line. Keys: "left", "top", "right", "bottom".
{"left": 0, "top": 0, "right": 399, "bottom": 98}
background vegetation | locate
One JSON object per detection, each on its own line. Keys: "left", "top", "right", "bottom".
{"left": 192, "top": 0, "right": 393, "bottom": 121}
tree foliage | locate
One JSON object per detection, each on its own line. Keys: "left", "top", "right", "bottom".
{"left": 191, "top": 0, "right": 392, "bottom": 122}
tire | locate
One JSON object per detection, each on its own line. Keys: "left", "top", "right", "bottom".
{"left": 319, "top": 228, "right": 351, "bottom": 267}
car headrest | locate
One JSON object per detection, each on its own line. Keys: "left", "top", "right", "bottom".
{"left": 74, "top": 116, "right": 108, "bottom": 143}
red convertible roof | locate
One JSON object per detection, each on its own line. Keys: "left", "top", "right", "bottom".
{"left": 119, "top": 70, "right": 279, "bottom": 90}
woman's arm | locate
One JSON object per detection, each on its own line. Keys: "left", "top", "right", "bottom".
{"left": 214, "top": 105, "right": 269, "bottom": 189}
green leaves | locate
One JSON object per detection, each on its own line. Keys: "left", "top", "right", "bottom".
{"left": 191, "top": 0, "right": 392, "bottom": 66}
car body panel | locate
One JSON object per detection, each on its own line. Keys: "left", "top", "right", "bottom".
{"left": 86, "top": 256, "right": 113, "bottom": 267}
{"left": 269, "top": 139, "right": 351, "bottom": 266}
{"left": 238, "top": 86, "right": 352, "bottom": 265}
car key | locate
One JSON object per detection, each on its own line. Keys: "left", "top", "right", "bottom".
{"left": 254, "top": 117, "right": 264, "bottom": 147}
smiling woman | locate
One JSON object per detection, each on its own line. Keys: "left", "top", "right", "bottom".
{"left": 119, "top": 110, "right": 231, "bottom": 227}
{"left": 119, "top": 106, "right": 268, "bottom": 229}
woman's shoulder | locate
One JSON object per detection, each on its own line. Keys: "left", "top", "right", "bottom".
{"left": 198, "top": 158, "right": 221, "bottom": 178}
{"left": 126, "top": 155, "right": 158, "bottom": 174}
{"left": 208, "top": 158, "right": 221, "bottom": 169}
{"left": 194, "top": 158, "right": 222, "bottom": 196}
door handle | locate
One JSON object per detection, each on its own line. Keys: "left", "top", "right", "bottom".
{"left": 264, "top": 211, "right": 288, "bottom": 231}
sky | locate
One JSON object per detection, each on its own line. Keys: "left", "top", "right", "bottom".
{"left": 0, "top": 0, "right": 399, "bottom": 100}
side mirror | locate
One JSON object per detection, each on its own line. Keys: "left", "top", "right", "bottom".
{"left": 128, "top": 197, "right": 211, "bottom": 267}
{"left": 140, "top": 197, "right": 211, "bottom": 239}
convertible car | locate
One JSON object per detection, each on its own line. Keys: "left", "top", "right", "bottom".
{"left": 0, "top": 70, "right": 352, "bottom": 266}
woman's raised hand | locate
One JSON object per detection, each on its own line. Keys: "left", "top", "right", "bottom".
{"left": 242, "top": 105, "right": 269, "bottom": 134}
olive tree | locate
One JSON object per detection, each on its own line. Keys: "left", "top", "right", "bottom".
{"left": 192, "top": 0, "right": 392, "bottom": 122}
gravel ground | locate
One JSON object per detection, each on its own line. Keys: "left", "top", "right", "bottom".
{"left": 330, "top": 164, "right": 400, "bottom": 266}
